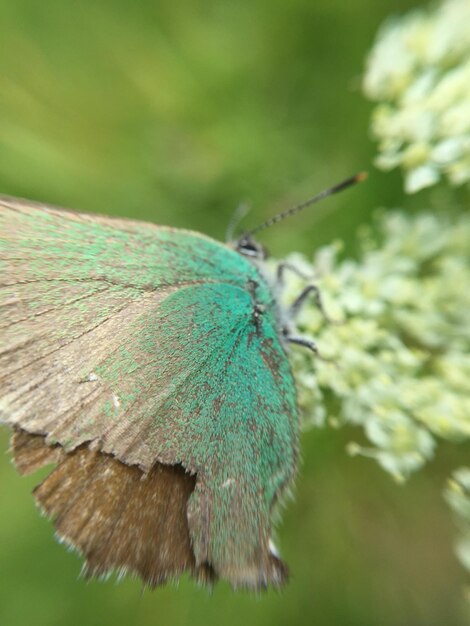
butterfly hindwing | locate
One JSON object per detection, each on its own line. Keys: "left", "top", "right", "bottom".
{"left": 0, "top": 197, "right": 298, "bottom": 588}
{"left": 10, "top": 430, "right": 215, "bottom": 587}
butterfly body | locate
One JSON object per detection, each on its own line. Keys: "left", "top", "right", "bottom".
{"left": 0, "top": 197, "right": 299, "bottom": 589}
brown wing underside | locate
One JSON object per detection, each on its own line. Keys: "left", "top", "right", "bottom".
{"left": 11, "top": 430, "right": 216, "bottom": 587}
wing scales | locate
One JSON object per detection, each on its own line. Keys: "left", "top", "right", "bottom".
{"left": 0, "top": 198, "right": 298, "bottom": 588}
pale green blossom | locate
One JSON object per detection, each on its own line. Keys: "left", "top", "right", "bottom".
{"left": 363, "top": 0, "right": 470, "bottom": 192}
{"left": 280, "top": 210, "right": 470, "bottom": 573}
{"left": 281, "top": 211, "right": 470, "bottom": 480}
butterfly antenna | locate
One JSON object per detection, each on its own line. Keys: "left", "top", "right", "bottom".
{"left": 226, "top": 201, "right": 251, "bottom": 241}
{"left": 246, "top": 172, "right": 368, "bottom": 237}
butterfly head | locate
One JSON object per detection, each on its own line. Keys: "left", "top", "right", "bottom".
{"left": 232, "top": 173, "right": 367, "bottom": 261}
{"left": 235, "top": 234, "right": 268, "bottom": 261}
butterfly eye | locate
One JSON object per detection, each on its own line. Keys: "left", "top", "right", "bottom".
{"left": 281, "top": 325, "right": 289, "bottom": 337}
{"left": 236, "top": 236, "right": 266, "bottom": 260}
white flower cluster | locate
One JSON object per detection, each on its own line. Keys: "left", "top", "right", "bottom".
{"left": 445, "top": 468, "right": 470, "bottom": 575}
{"left": 363, "top": 0, "right": 470, "bottom": 193}
{"left": 280, "top": 211, "right": 470, "bottom": 481}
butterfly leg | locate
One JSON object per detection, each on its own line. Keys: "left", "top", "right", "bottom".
{"left": 284, "top": 333, "right": 337, "bottom": 363}
{"left": 276, "top": 262, "right": 334, "bottom": 323}
{"left": 290, "top": 284, "right": 334, "bottom": 323}
{"left": 276, "top": 261, "right": 310, "bottom": 286}
{"left": 276, "top": 262, "right": 338, "bottom": 361}
{"left": 285, "top": 335, "right": 318, "bottom": 354}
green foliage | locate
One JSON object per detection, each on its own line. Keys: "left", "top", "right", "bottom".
{"left": 0, "top": 0, "right": 469, "bottom": 625}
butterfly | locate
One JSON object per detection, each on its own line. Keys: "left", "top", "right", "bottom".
{"left": 0, "top": 175, "right": 363, "bottom": 590}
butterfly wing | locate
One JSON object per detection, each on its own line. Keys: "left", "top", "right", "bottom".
{"left": 0, "top": 197, "right": 298, "bottom": 588}
{"left": 11, "top": 430, "right": 210, "bottom": 587}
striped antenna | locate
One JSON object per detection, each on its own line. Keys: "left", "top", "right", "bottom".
{"left": 246, "top": 172, "right": 368, "bottom": 237}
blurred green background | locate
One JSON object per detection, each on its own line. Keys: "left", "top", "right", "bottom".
{"left": 0, "top": 1, "right": 469, "bottom": 625}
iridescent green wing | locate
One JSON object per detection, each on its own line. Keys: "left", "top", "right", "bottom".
{"left": 0, "top": 194, "right": 259, "bottom": 462}
{"left": 128, "top": 280, "right": 299, "bottom": 587}
{"left": 0, "top": 197, "right": 298, "bottom": 588}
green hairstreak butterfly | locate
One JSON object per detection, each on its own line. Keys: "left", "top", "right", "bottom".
{"left": 0, "top": 174, "right": 364, "bottom": 590}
